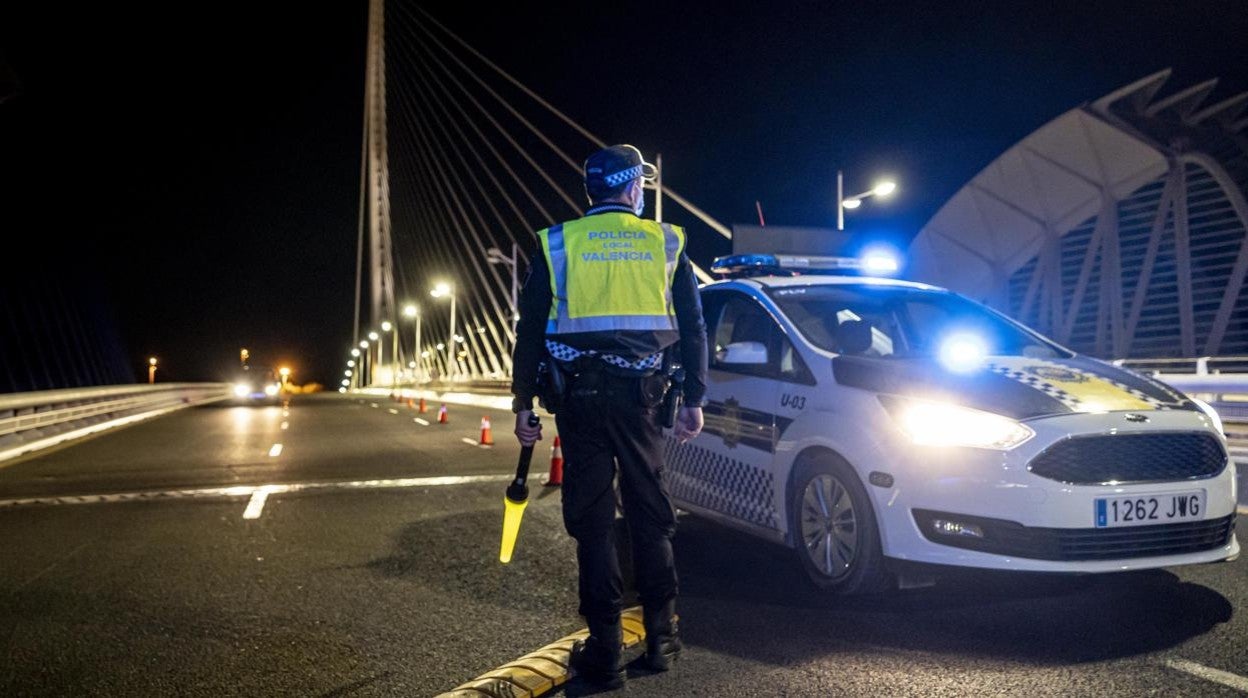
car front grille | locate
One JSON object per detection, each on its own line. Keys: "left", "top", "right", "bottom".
{"left": 1027, "top": 432, "right": 1226, "bottom": 485}
{"left": 913, "top": 509, "right": 1235, "bottom": 561}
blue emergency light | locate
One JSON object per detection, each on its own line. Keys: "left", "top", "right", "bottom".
{"left": 710, "top": 252, "right": 901, "bottom": 278}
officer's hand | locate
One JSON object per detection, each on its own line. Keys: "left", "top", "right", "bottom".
{"left": 674, "top": 406, "right": 703, "bottom": 443}
{"left": 514, "top": 410, "right": 542, "bottom": 447}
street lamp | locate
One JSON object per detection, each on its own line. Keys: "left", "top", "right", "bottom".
{"left": 148, "top": 357, "right": 158, "bottom": 384}
{"left": 360, "top": 339, "right": 371, "bottom": 386}
{"left": 381, "top": 321, "right": 398, "bottom": 393}
{"left": 487, "top": 244, "right": 519, "bottom": 326}
{"left": 836, "top": 170, "right": 897, "bottom": 231}
{"left": 404, "top": 304, "right": 422, "bottom": 383}
{"left": 431, "top": 282, "right": 457, "bottom": 379}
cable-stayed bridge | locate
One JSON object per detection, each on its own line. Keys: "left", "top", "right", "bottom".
{"left": 351, "top": 0, "right": 728, "bottom": 386}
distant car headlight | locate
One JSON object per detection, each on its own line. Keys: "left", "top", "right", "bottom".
{"left": 234, "top": 384, "right": 252, "bottom": 397}
{"left": 264, "top": 384, "right": 279, "bottom": 396}
{"left": 880, "top": 396, "right": 1034, "bottom": 450}
{"left": 1191, "top": 398, "right": 1225, "bottom": 437}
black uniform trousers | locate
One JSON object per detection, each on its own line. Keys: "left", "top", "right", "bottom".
{"left": 554, "top": 368, "right": 679, "bottom": 632}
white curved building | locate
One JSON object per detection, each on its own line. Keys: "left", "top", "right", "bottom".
{"left": 909, "top": 70, "right": 1248, "bottom": 359}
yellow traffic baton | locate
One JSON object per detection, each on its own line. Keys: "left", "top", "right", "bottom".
{"left": 499, "top": 413, "right": 540, "bottom": 564}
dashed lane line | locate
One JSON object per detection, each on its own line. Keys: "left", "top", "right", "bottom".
{"left": 281, "top": 421, "right": 289, "bottom": 430}
{"left": 388, "top": 409, "right": 399, "bottom": 415}
{"left": 414, "top": 418, "right": 430, "bottom": 426}
{"left": 1163, "top": 659, "right": 1248, "bottom": 693}
{"left": 0, "top": 474, "right": 514, "bottom": 509}
{"left": 268, "top": 443, "right": 283, "bottom": 458}
{"left": 242, "top": 489, "right": 269, "bottom": 519}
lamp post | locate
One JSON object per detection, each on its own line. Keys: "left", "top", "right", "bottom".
{"left": 382, "top": 321, "right": 397, "bottom": 393}
{"left": 486, "top": 244, "right": 519, "bottom": 328}
{"left": 148, "top": 357, "right": 157, "bottom": 384}
{"left": 359, "top": 340, "right": 371, "bottom": 386}
{"left": 836, "top": 170, "right": 897, "bottom": 231}
{"left": 431, "top": 282, "right": 457, "bottom": 379}
{"left": 404, "top": 304, "right": 422, "bottom": 383}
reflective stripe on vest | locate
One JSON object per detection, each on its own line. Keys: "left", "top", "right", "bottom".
{"left": 539, "top": 213, "right": 685, "bottom": 335}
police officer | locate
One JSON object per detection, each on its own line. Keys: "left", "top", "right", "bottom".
{"left": 511, "top": 144, "right": 708, "bottom": 688}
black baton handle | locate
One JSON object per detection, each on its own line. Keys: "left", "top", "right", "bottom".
{"left": 506, "top": 413, "right": 541, "bottom": 502}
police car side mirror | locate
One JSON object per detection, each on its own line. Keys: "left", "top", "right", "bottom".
{"left": 717, "top": 341, "right": 769, "bottom": 365}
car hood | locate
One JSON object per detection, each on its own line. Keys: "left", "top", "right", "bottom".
{"left": 832, "top": 354, "right": 1196, "bottom": 420}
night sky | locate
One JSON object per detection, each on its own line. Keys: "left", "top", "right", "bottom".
{"left": 2, "top": 1, "right": 1245, "bottom": 388}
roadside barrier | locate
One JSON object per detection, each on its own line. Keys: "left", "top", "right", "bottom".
{"left": 0, "top": 384, "right": 231, "bottom": 463}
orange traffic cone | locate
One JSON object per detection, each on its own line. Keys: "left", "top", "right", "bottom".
{"left": 418, "top": 397, "right": 428, "bottom": 413}
{"left": 407, "top": 398, "right": 415, "bottom": 409}
{"left": 544, "top": 436, "right": 563, "bottom": 486}
{"left": 479, "top": 415, "right": 494, "bottom": 446}
{"left": 438, "top": 403, "right": 448, "bottom": 424}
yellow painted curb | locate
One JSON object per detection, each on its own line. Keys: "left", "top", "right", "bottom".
{"left": 435, "top": 606, "right": 651, "bottom": 698}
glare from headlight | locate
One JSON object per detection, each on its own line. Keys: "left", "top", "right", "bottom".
{"left": 264, "top": 384, "right": 279, "bottom": 396}
{"left": 234, "top": 384, "right": 251, "bottom": 397}
{"left": 884, "top": 398, "right": 1034, "bottom": 450}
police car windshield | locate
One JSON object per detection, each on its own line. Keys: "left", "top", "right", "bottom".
{"left": 765, "top": 284, "right": 1071, "bottom": 359}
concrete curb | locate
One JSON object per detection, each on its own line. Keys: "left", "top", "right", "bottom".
{"left": 435, "top": 606, "right": 650, "bottom": 697}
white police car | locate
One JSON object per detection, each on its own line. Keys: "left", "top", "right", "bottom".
{"left": 664, "top": 253, "right": 1236, "bottom": 594}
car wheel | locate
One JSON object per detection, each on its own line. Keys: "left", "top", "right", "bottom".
{"left": 789, "top": 455, "right": 891, "bottom": 594}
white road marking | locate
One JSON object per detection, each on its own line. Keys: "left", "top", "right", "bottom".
{"left": 242, "top": 490, "right": 269, "bottom": 519}
{"left": 1163, "top": 659, "right": 1248, "bottom": 692}
{"left": 268, "top": 443, "right": 283, "bottom": 457}
{"left": 281, "top": 421, "right": 289, "bottom": 430}
{"left": 370, "top": 403, "right": 379, "bottom": 409}
{"left": 388, "top": 409, "right": 399, "bottom": 415}
{"left": 282, "top": 410, "right": 290, "bottom": 417}
{"left": 414, "top": 418, "right": 430, "bottom": 426}
{"left": 461, "top": 438, "right": 482, "bottom": 446}
{"left": 0, "top": 474, "right": 514, "bottom": 509}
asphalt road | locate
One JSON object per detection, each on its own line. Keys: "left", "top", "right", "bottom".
{"left": 1, "top": 394, "right": 1247, "bottom": 696}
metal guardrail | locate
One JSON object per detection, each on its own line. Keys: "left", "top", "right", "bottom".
{"left": 1115, "top": 357, "right": 1248, "bottom": 424}
{"left": 0, "top": 384, "right": 231, "bottom": 462}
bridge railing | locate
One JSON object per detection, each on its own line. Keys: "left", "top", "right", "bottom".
{"left": 1115, "top": 357, "right": 1248, "bottom": 422}
{"left": 0, "top": 384, "right": 231, "bottom": 462}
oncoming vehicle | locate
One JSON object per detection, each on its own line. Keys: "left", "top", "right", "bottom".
{"left": 663, "top": 253, "right": 1236, "bottom": 594}
{"left": 230, "top": 366, "right": 282, "bottom": 406}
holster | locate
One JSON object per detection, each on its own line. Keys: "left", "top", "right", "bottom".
{"left": 536, "top": 357, "right": 567, "bottom": 414}
{"left": 660, "top": 367, "right": 684, "bottom": 429}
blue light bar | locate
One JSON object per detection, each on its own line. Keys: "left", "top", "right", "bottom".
{"left": 712, "top": 253, "right": 903, "bottom": 279}
{"left": 710, "top": 254, "right": 780, "bottom": 275}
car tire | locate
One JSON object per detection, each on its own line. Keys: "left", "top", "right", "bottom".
{"left": 789, "top": 454, "right": 891, "bottom": 595}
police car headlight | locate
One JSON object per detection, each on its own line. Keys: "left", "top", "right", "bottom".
{"left": 880, "top": 396, "right": 1034, "bottom": 450}
{"left": 1191, "top": 398, "right": 1225, "bottom": 437}
{"left": 234, "top": 384, "right": 251, "bottom": 397}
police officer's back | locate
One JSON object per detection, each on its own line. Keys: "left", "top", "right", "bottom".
{"left": 511, "top": 144, "right": 708, "bottom": 688}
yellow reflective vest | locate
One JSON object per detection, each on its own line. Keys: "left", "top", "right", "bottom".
{"left": 537, "top": 210, "right": 686, "bottom": 335}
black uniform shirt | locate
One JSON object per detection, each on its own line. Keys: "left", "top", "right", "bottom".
{"left": 510, "top": 204, "right": 708, "bottom": 411}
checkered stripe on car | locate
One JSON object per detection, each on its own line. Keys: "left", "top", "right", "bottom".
{"left": 664, "top": 438, "right": 778, "bottom": 530}
{"left": 985, "top": 362, "right": 1171, "bottom": 412}
{"left": 986, "top": 364, "right": 1083, "bottom": 411}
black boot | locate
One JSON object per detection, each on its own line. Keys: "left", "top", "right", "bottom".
{"left": 641, "top": 601, "right": 681, "bottom": 672}
{"left": 570, "top": 620, "right": 625, "bottom": 688}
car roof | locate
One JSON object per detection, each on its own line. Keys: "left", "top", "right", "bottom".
{"left": 702, "top": 274, "right": 945, "bottom": 293}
